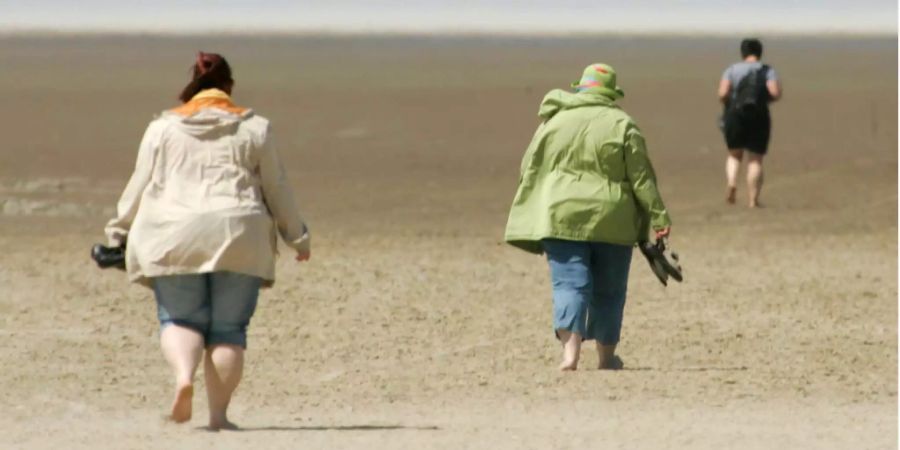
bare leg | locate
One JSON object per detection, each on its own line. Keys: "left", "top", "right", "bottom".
{"left": 557, "top": 329, "right": 581, "bottom": 371}
{"left": 725, "top": 149, "right": 744, "bottom": 204}
{"left": 205, "top": 344, "right": 244, "bottom": 430}
{"left": 746, "top": 152, "right": 764, "bottom": 208}
{"left": 160, "top": 325, "right": 204, "bottom": 423}
{"left": 597, "top": 343, "right": 623, "bottom": 370}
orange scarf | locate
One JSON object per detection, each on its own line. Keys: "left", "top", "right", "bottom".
{"left": 169, "top": 88, "right": 248, "bottom": 116}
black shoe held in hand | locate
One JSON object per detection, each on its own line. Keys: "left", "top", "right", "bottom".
{"left": 638, "top": 237, "right": 683, "bottom": 286}
{"left": 91, "top": 244, "right": 126, "bottom": 270}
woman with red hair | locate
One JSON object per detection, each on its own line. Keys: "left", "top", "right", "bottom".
{"left": 105, "top": 52, "right": 310, "bottom": 429}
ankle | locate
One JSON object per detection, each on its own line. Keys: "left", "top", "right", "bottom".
{"left": 597, "top": 344, "right": 616, "bottom": 360}
{"left": 209, "top": 409, "right": 228, "bottom": 423}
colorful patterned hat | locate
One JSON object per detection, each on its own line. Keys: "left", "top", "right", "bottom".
{"left": 572, "top": 63, "right": 625, "bottom": 99}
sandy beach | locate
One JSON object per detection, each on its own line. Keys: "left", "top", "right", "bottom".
{"left": 0, "top": 35, "right": 896, "bottom": 449}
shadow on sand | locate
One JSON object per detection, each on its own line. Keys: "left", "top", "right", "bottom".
{"left": 622, "top": 366, "right": 749, "bottom": 372}
{"left": 197, "top": 424, "right": 441, "bottom": 432}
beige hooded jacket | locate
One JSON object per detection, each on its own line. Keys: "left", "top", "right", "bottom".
{"left": 105, "top": 89, "right": 310, "bottom": 288}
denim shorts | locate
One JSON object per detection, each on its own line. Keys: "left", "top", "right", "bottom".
{"left": 542, "top": 239, "right": 633, "bottom": 345}
{"left": 152, "top": 271, "right": 262, "bottom": 349}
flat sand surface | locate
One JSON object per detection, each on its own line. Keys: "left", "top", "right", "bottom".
{"left": 0, "top": 35, "right": 896, "bottom": 449}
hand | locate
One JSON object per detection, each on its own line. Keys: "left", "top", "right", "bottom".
{"left": 654, "top": 226, "right": 671, "bottom": 239}
{"left": 295, "top": 250, "right": 310, "bottom": 262}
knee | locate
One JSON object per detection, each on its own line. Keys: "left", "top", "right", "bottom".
{"left": 161, "top": 319, "right": 210, "bottom": 337}
{"left": 594, "top": 286, "right": 628, "bottom": 308}
{"left": 554, "top": 287, "right": 591, "bottom": 309}
{"left": 207, "top": 323, "right": 249, "bottom": 349}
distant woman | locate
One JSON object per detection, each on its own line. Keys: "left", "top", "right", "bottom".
{"left": 505, "top": 63, "right": 671, "bottom": 371}
{"left": 718, "top": 38, "right": 782, "bottom": 208}
{"left": 105, "top": 52, "right": 310, "bottom": 429}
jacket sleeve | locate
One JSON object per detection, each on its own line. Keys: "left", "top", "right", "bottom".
{"left": 623, "top": 123, "right": 672, "bottom": 231}
{"left": 519, "top": 122, "right": 546, "bottom": 181}
{"left": 258, "top": 125, "right": 310, "bottom": 253}
{"left": 104, "top": 122, "right": 159, "bottom": 247}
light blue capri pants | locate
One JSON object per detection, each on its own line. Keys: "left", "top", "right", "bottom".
{"left": 152, "top": 271, "right": 262, "bottom": 349}
{"left": 542, "top": 239, "right": 633, "bottom": 345}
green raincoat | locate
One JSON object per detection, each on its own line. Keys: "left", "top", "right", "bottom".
{"left": 505, "top": 89, "right": 671, "bottom": 254}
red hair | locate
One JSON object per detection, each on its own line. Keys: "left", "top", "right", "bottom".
{"left": 178, "top": 52, "right": 234, "bottom": 103}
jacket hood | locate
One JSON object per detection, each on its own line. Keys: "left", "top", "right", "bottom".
{"left": 159, "top": 107, "right": 254, "bottom": 138}
{"left": 159, "top": 88, "right": 254, "bottom": 137}
{"left": 538, "top": 89, "right": 619, "bottom": 121}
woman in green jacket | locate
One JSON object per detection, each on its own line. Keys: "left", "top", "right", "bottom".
{"left": 505, "top": 63, "right": 672, "bottom": 371}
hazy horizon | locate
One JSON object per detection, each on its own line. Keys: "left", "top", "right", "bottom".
{"left": 2, "top": 0, "right": 896, "bottom": 35}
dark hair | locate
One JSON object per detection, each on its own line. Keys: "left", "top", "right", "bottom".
{"left": 178, "top": 52, "right": 234, "bottom": 103}
{"left": 740, "top": 39, "right": 763, "bottom": 59}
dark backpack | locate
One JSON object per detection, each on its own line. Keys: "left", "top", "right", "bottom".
{"left": 729, "top": 65, "right": 770, "bottom": 116}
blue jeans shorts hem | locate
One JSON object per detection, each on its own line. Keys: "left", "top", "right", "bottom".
{"left": 153, "top": 271, "right": 261, "bottom": 349}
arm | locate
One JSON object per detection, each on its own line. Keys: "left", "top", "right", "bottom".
{"left": 766, "top": 79, "right": 781, "bottom": 102}
{"left": 258, "top": 125, "right": 310, "bottom": 258}
{"left": 717, "top": 78, "right": 731, "bottom": 104}
{"left": 623, "top": 125, "right": 672, "bottom": 234}
{"left": 718, "top": 66, "right": 732, "bottom": 104}
{"left": 765, "top": 65, "right": 781, "bottom": 102}
{"left": 519, "top": 122, "right": 546, "bottom": 180}
{"left": 104, "top": 122, "right": 159, "bottom": 247}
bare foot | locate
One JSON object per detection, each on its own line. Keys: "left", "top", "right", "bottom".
{"left": 599, "top": 355, "right": 624, "bottom": 370}
{"left": 169, "top": 383, "right": 193, "bottom": 423}
{"left": 556, "top": 329, "right": 581, "bottom": 371}
{"left": 749, "top": 201, "right": 764, "bottom": 209}
{"left": 726, "top": 187, "right": 737, "bottom": 204}
{"left": 208, "top": 418, "right": 239, "bottom": 431}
